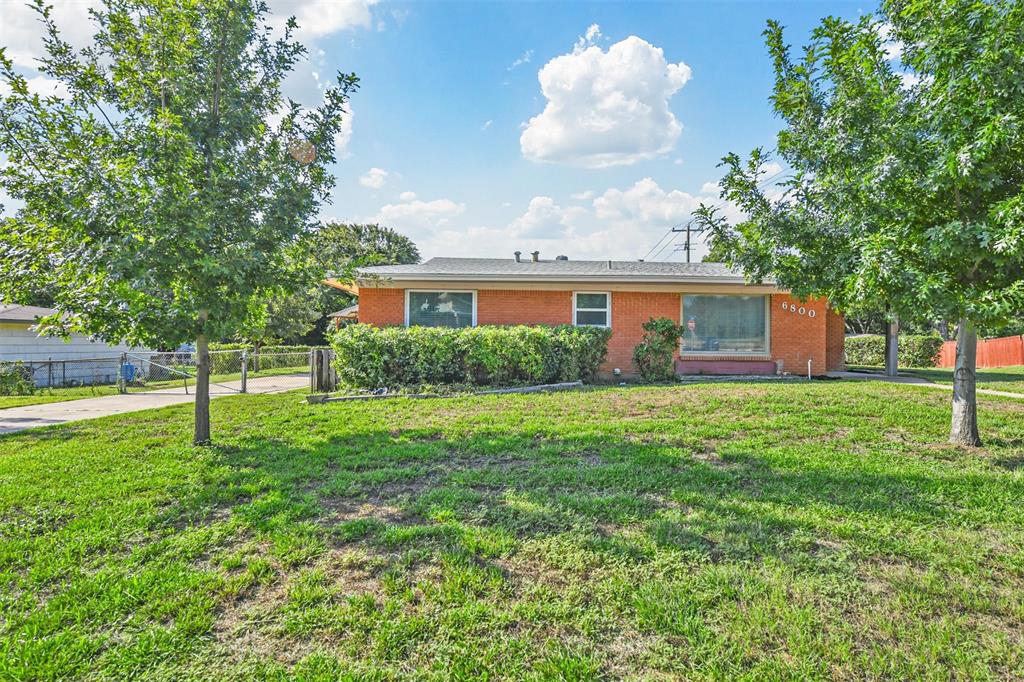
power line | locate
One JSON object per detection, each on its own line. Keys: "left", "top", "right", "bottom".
{"left": 653, "top": 167, "right": 790, "bottom": 263}
{"left": 639, "top": 228, "right": 676, "bottom": 261}
{"left": 648, "top": 224, "right": 685, "bottom": 261}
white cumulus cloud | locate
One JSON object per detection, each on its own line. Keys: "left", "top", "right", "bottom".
{"left": 0, "top": 1, "right": 100, "bottom": 68}
{"left": 269, "top": 0, "right": 379, "bottom": 42}
{"left": 358, "top": 167, "right": 389, "bottom": 189}
{"left": 507, "top": 196, "right": 585, "bottom": 238}
{"left": 372, "top": 195, "right": 466, "bottom": 233}
{"left": 594, "top": 178, "right": 705, "bottom": 225}
{"left": 0, "top": 75, "right": 70, "bottom": 99}
{"left": 520, "top": 26, "right": 692, "bottom": 168}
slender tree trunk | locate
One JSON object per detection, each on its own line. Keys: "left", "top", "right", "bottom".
{"left": 194, "top": 314, "right": 212, "bottom": 445}
{"left": 950, "top": 318, "right": 981, "bottom": 447}
{"left": 884, "top": 313, "right": 899, "bottom": 377}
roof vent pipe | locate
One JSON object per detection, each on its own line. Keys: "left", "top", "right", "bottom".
{"left": 555, "top": 255, "right": 568, "bottom": 261}
{"left": 514, "top": 251, "right": 521, "bottom": 263}
{"left": 607, "top": 260, "right": 613, "bottom": 269}
{"left": 531, "top": 251, "right": 540, "bottom": 262}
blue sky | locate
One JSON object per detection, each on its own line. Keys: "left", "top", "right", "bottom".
{"left": 2, "top": 0, "right": 871, "bottom": 261}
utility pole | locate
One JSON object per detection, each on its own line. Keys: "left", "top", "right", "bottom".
{"left": 671, "top": 221, "right": 706, "bottom": 263}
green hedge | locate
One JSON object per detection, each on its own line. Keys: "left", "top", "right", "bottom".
{"left": 208, "top": 344, "right": 317, "bottom": 374}
{"left": 845, "top": 334, "right": 944, "bottom": 368}
{"left": 330, "top": 324, "right": 612, "bottom": 389}
{"left": 0, "top": 362, "right": 34, "bottom": 396}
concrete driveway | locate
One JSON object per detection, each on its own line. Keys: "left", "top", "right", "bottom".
{"left": 0, "top": 374, "right": 308, "bottom": 435}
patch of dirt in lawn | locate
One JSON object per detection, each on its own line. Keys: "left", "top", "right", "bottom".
{"left": 316, "top": 480, "right": 433, "bottom": 529}
{"left": 213, "top": 568, "right": 299, "bottom": 665}
{"left": 212, "top": 547, "right": 407, "bottom": 666}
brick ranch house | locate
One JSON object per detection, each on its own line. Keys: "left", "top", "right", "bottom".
{"left": 330, "top": 254, "right": 845, "bottom": 378}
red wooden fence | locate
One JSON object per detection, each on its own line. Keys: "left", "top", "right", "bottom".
{"left": 937, "top": 334, "right": 1024, "bottom": 368}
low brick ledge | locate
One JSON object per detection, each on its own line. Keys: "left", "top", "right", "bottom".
{"left": 675, "top": 359, "right": 778, "bottom": 376}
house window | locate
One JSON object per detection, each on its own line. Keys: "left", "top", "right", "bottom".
{"left": 681, "top": 294, "right": 768, "bottom": 354}
{"left": 574, "top": 292, "right": 611, "bottom": 327}
{"left": 406, "top": 291, "right": 476, "bottom": 328}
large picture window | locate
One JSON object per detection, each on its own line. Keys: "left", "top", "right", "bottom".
{"left": 681, "top": 295, "right": 768, "bottom": 354}
{"left": 574, "top": 292, "right": 610, "bottom": 327}
{"left": 406, "top": 291, "right": 475, "bottom": 328}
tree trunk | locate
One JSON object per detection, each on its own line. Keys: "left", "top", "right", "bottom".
{"left": 950, "top": 318, "right": 981, "bottom": 447}
{"left": 193, "top": 331, "right": 212, "bottom": 445}
{"left": 884, "top": 313, "right": 899, "bottom": 377}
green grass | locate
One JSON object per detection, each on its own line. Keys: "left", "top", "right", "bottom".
{"left": 1, "top": 381, "right": 1022, "bottom": 680}
{"left": 903, "top": 365, "right": 1024, "bottom": 394}
{"left": 0, "top": 365, "right": 307, "bottom": 410}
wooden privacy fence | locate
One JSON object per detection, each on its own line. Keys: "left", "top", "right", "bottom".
{"left": 937, "top": 334, "right": 1024, "bottom": 368}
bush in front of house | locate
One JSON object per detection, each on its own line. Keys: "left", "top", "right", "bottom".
{"left": 0, "top": 361, "right": 35, "bottom": 396}
{"left": 330, "top": 324, "right": 611, "bottom": 389}
{"left": 633, "top": 318, "right": 683, "bottom": 382}
{"left": 844, "top": 334, "right": 944, "bottom": 367}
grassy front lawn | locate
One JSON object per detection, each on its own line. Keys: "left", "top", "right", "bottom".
{"left": 1, "top": 382, "right": 1022, "bottom": 679}
{"left": 904, "top": 365, "right": 1024, "bottom": 394}
{"left": 0, "top": 365, "right": 307, "bottom": 410}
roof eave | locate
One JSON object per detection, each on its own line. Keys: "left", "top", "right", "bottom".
{"left": 354, "top": 272, "right": 765, "bottom": 286}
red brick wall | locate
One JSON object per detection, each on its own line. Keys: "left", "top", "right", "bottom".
{"left": 770, "top": 294, "right": 829, "bottom": 375}
{"left": 825, "top": 307, "right": 846, "bottom": 371}
{"left": 606, "top": 292, "right": 681, "bottom": 373}
{"left": 357, "top": 287, "right": 836, "bottom": 377}
{"left": 477, "top": 290, "right": 572, "bottom": 325}
{"left": 357, "top": 288, "right": 405, "bottom": 326}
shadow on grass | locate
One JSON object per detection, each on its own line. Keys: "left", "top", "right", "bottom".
{"left": 155, "top": 424, "right": 1019, "bottom": 576}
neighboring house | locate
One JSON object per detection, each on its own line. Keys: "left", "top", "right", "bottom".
{"left": 328, "top": 304, "right": 359, "bottom": 329}
{"left": 346, "top": 254, "right": 845, "bottom": 377}
{"left": 0, "top": 304, "right": 145, "bottom": 386}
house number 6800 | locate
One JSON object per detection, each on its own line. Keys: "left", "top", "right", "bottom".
{"left": 781, "top": 301, "right": 815, "bottom": 318}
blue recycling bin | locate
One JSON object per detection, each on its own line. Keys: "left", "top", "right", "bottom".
{"left": 120, "top": 362, "right": 137, "bottom": 383}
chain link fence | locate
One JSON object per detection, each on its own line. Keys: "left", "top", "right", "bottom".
{"left": 0, "top": 348, "right": 315, "bottom": 399}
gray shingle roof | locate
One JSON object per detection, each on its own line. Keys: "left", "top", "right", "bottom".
{"left": 0, "top": 304, "right": 56, "bottom": 322}
{"left": 355, "top": 257, "right": 763, "bottom": 283}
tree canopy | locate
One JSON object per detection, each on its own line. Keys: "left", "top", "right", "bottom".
{"left": 695, "top": 0, "right": 1024, "bottom": 445}
{"left": 311, "top": 222, "right": 421, "bottom": 275}
{"left": 0, "top": 0, "right": 357, "bottom": 443}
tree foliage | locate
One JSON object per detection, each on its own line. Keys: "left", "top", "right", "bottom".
{"left": 695, "top": 0, "right": 1024, "bottom": 445}
{"left": 0, "top": 0, "right": 356, "bottom": 443}
{"left": 311, "top": 222, "right": 421, "bottom": 273}
{"left": 302, "top": 222, "right": 420, "bottom": 344}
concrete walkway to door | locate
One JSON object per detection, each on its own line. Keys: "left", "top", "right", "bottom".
{"left": 828, "top": 370, "right": 1024, "bottom": 400}
{"left": 0, "top": 374, "right": 308, "bottom": 434}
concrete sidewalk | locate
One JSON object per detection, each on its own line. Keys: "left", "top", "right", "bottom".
{"left": 828, "top": 370, "right": 1024, "bottom": 400}
{"left": 0, "top": 374, "right": 308, "bottom": 434}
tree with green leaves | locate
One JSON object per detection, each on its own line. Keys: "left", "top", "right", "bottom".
{"left": 304, "top": 221, "right": 420, "bottom": 342}
{"left": 696, "top": 0, "right": 1024, "bottom": 446}
{"left": 238, "top": 288, "right": 321, "bottom": 345}
{"left": 311, "top": 222, "right": 421, "bottom": 274}
{"left": 0, "top": 0, "right": 357, "bottom": 444}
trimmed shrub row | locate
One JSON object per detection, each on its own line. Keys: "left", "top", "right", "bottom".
{"left": 845, "top": 334, "right": 944, "bottom": 368}
{"left": 330, "top": 324, "right": 611, "bottom": 389}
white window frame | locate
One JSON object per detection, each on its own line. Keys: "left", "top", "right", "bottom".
{"left": 404, "top": 289, "right": 477, "bottom": 328}
{"left": 573, "top": 291, "right": 612, "bottom": 328}
{"left": 679, "top": 293, "right": 770, "bottom": 356}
